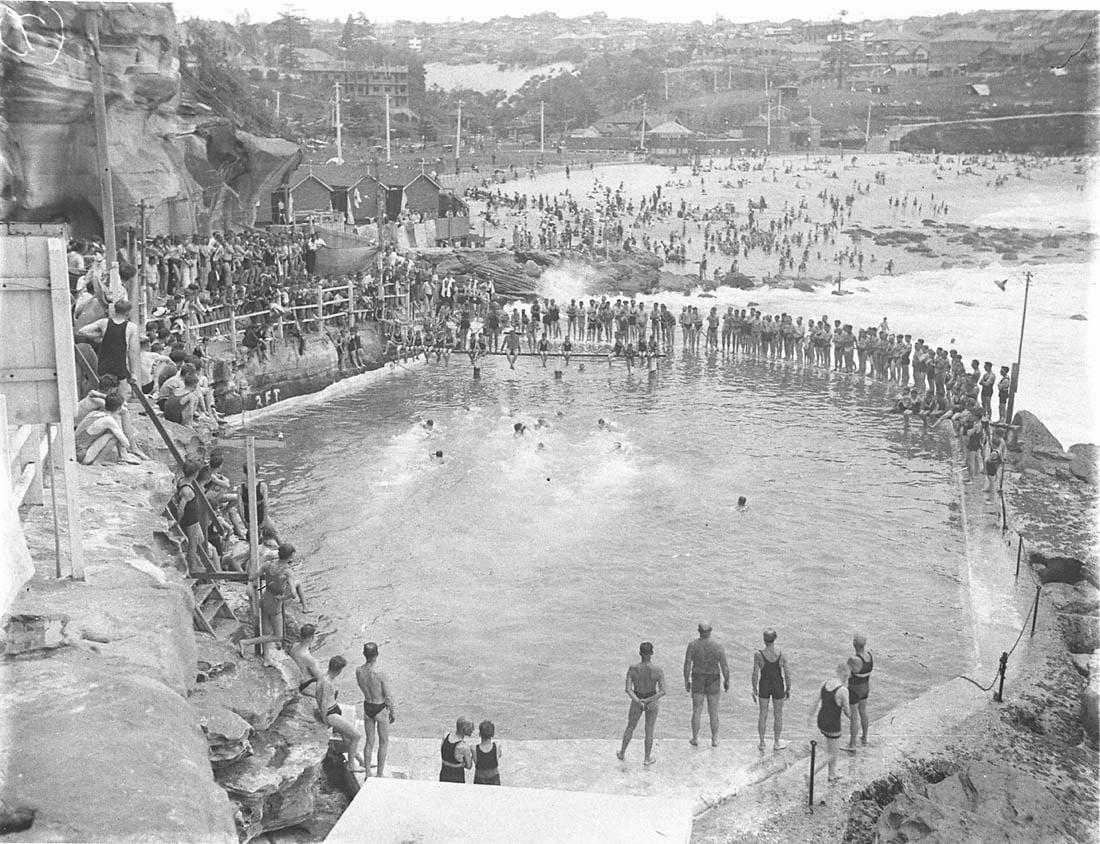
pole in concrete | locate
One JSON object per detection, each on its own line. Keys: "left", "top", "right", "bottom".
{"left": 1015, "top": 536, "right": 1023, "bottom": 577}
{"left": 808, "top": 740, "right": 817, "bottom": 811}
{"left": 1030, "top": 583, "right": 1041, "bottom": 637}
{"left": 993, "top": 651, "right": 1008, "bottom": 703}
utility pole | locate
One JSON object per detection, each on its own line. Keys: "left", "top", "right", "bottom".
{"left": 663, "top": 69, "right": 669, "bottom": 101}
{"left": 385, "top": 92, "right": 391, "bottom": 162}
{"left": 864, "top": 99, "right": 872, "bottom": 148}
{"left": 455, "top": 102, "right": 462, "bottom": 171}
{"left": 728, "top": 65, "right": 732, "bottom": 89}
{"left": 84, "top": 9, "right": 123, "bottom": 309}
{"left": 640, "top": 99, "right": 647, "bottom": 152}
{"left": 1005, "top": 270, "right": 1033, "bottom": 427}
{"left": 373, "top": 157, "right": 385, "bottom": 247}
{"left": 275, "top": 89, "right": 281, "bottom": 118}
{"left": 334, "top": 80, "right": 343, "bottom": 163}
{"left": 137, "top": 199, "right": 147, "bottom": 325}
{"left": 540, "top": 100, "right": 545, "bottom": 154}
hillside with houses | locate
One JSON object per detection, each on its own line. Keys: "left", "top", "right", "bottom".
{"left": 179, "top": 8, "right": 1098, "bottom": 158}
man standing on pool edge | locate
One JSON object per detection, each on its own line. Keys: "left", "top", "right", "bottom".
{"left": 684, "top": 622, "right": 730, "bottom": 747}
{"left": 846, "top": 633, "right": 873, "bottom": 752}
{"left": 617, "top": 641, "right": 666, "bottom": 765}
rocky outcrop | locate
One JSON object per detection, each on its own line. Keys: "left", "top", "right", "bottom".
{"left": 0, "top": 4, "right": 297, "bottom": 236}
{"left": 218, "top": 696, "right": 331, "bottom": 844}
{"left": 197, "top": 703, "right": 255, "bottom": 768}
{"left": 4, "top": 458, "right": 237, "bottom": 842}
{"left": 875, "top": 761, "right": 1070, "bottom": 843}
{"left": 1068, "top": 443, "right": 1098, "bottom": 485}
{"left": 190, "top": 638, "right": 297, "bottom": 732}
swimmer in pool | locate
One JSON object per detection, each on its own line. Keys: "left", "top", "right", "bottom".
{"left": 422, "top": 419, "right": 434, "bottom": 432}
{"left": 737, "top": 496, "right": 748, "bottom": 510}
{"left": 430, "top": 449, "right": 444, "bottom": 461}
{"left": 597, "top": 418, "right": 608, "bottom": 430}
{"left": 537, "top": 442, "right": 546, "bottom": 451}
{"left": 578, "top": 364, "right": 586, "bottom": 373}
{"left": 513, "top": 422, "right": 526, "bottom": 437}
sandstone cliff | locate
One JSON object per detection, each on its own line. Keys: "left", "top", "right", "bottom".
{"left": 0, "top": 2, "right": 298, "bottom": 237}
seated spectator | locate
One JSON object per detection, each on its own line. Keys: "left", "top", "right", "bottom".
{"left": 163, "top": 371, "right": 204, "bottom": 428}
{"left": 75, "top": 394, "right": 139, "bottom": 465}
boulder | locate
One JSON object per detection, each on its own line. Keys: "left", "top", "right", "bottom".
{"left": 1, "top": 613, "right": 70, "bottom": 655}
{"left": 1083, "top": 683, "right": 1099, "bottom": 750}
{"left": 218, "top": 697, "right": 330, "bottom": 843}
{"left": 875, "top": 761, "right": 1068, "bottom": 843}
{"left": 1068, "top": 444, "right": 1098, "bottom": 485}
{"left": 189, "top": 639, "right": 296, "bottom": 731}
{"left": 196, "top": 704, "right": 254, "bottom": 768}
{"left": 524, "top": 259, "right": 541, "bottom": 278}
{"left": 1058, "top": 614, "right": 1100, "bottom": 653}
{"left": 1012, "top": 411, "right": 1066, "bottom": 457}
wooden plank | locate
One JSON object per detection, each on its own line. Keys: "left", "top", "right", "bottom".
{"left": 0, "top": 368, "right": 59, "bottom": 382}
{"left": 0, "top": 277, "right": 52, "bottom": 291}
{"left": 47, "top": 236, "right": 84, "bottom": 580}
{"left": 2, "top": 222, "right": 68, "bottom": 238}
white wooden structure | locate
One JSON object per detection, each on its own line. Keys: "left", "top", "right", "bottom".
{"left": 0, "top": 223, "right": 85, "bottom": 579}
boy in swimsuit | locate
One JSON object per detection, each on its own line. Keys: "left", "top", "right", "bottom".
{"left": 356, "top": 642, "right": 395, "bottom": 778}
{"left": 290, "top": 624, "right": 322, "bottom": 697}
{"left": 502, "top": 329, "right": 521, "bottom": 370}
{"left": 317, "top": 656, "right": 365, "bottom": 775}
{"left": 752, "top": 628, "right": 791, "bottom": 751}
{"left": 617, "top": 641, "right": 666, "bottom": 765}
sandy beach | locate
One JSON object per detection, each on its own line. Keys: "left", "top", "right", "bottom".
{"left": 465, "top": 153, "right": 1098, "bottom": 447}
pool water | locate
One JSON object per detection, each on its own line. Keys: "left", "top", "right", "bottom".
{"left": 255, "top": 350, "right": 969, "bottom": 740}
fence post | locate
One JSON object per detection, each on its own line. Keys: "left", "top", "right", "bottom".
{"left": 229, "top": 305, "right": 238, "bottom": 355}
{"left": 316, "top": 286, "right": 324, "bottom": 330}
{"left": 1015, "top": 536, "right": 1023, "bottom": 578}
{"left": 1030, "top": 583, "right": 1041, "bottom": 636}
{"left": 993, "top": 651, "right": 1008, "bottom": 703}
{"left": 348, "top": 279, "right": 356, "bottom": 328}
{"left": 808, "top": 740, "right": 817, "bottom": 810}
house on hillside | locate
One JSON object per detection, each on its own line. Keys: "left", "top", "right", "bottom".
{"left": 928, "top": 28, "right": 1001, "bottom": 73}
{"left": 790, "top": 115, "right": 822, "bottom": 149}
{"left": 966, "top": 83, "right": 991, "bottom": 97}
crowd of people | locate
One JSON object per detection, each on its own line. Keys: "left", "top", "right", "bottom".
{"left": 614, "top": 625, "right": 874, "bottom": 784}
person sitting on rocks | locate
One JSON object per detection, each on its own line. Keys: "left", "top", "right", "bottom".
{"left": 74, "top": 393, "right": 140, "bottom": 465}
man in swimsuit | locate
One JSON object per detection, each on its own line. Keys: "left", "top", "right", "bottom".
{"left": 356, "top": 642, "right": 396, "bottom": 778}
{"left": 752, "top": 628, "right": 791, "bottom": 751}
{"left": 317, "top": 655, "right": 364, "bottom": 775}
{"left": 846, "top": 634, "right": 873, "bottom": 751}
{"left": 249, "top": 543, "right": 308, "bottom": 666}
{"left": 289, "top": 624, "right": 321, "bottom": 697}
{"left": 684, "top": 622, "right": 730, "bottom": 747}
{"left": 502, "top": 329, "right": 521, "bottom": 369}
{"left": 616, "top": 641, "right": 666, "bottom": 765}
{"left": 808, "top": 661, "right": 852, "bottom": 782}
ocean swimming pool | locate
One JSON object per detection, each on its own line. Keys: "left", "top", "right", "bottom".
{"left": 252, "top": 350, "right": 971, "bottom": 741}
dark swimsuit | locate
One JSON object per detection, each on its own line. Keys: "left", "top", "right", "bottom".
{"left": 325, "top": 690, "right": 341, "bottom": 718}
{"left": 363, "top": 701, "right": 387, "bottom": 719}
{"left": 474, "top": 743, "right": 501, "bottom": 785}
{"left": 757, "top": 650, "right": 786, "bottom": 699}
{"left": 817, "top": 683, "right": 843, "bottom": 738}
{"left": 439, "top": 735, "right": 466, "bottom": 783}
{"left": 848, "top": 652, "right": 873, "bottom": 703}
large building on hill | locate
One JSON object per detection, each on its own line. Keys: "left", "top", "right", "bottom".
{"left": 298, "top": 64, "right": 411, "bottom": 110}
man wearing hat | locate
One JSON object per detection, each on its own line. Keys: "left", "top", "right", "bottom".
{"left": 684, "top": 622, "right": 730, "bottom": 747}
{"left": 617, "top": 641, "right": 665, "bottom": 766}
